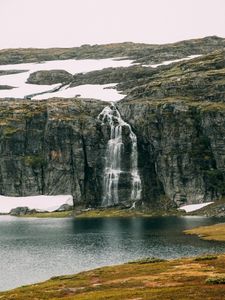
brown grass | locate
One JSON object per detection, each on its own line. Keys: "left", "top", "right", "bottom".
{"left": 1, "top": 255, "right": 225, "bottom": 299}
{"left": 184, "top": 223, "right": 225, "bottom": 241}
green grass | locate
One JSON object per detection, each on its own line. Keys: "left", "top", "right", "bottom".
{"left": 23, "top": 211, "right": 74, "bottom": 218}
{"left": 75, "top": 208, "right": 183, "bottom": 218}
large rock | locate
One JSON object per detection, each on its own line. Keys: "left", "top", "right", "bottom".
{"left": 27, "top": 70, "right": 73, "bottom": 85}
{"left": 9, "top": 206, "right": 38, "bottom": 216}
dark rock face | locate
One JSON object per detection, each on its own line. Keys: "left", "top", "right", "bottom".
{"left": 0, "top": 99, "right": 108, "bottom": 208}
{"left": 118, "top": 100, "right": 225, "bottom": 207}
{"left": 27, "top": 70, "right": 73, "bottom": 85}
{"left": 1, "top": 97, "right": 225, "bottom": 209}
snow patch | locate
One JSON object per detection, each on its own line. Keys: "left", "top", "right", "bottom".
{"left": 33, "top": 83, "right": 125, "bottom": 102}
{"left": 0, "top": 195, "right": 73, "bottom": 214}
{"left": 0, "top": 58, "right": 132, "bottom": 99}
{"left": 179, "top": 202, "right": 214, "bottom": 213}
{"left": 143, "top": 55, "right": 202, "bottom": 68}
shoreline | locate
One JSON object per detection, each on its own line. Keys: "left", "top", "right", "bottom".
{"left": 1, "top": 208, "right": 186, "bottom": 219}
{"left": 1, "top": 254, "right": 225, "bottom": 299}
{"left": 184, "top": 223, "right": 225, "bottom": 242}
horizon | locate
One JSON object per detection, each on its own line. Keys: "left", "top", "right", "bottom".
{"left": 0, "top": 35, "right": 224, "bottom": 51}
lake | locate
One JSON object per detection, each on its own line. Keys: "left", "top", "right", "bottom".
{"left": 0, "top": 215, "right": 225, "bottom": 291}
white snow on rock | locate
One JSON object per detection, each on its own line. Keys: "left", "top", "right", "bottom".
{"left": 0, "top": 195, "right": 73, "bottom": 214}
{"left": 0, "top": 58, "right": 133, "bottom": 99}
{"left": 143, "top": 55, "right": 202, "bottom": 68}
{"left": 33, "top": 83, "right": 125, "bottom": 102}
{"left": 179, "top": 202, "right": 214, "bottom": 213}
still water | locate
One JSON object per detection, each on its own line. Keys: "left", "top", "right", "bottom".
{"left": 0, "top": 215, "right": 225, "bottom": 291}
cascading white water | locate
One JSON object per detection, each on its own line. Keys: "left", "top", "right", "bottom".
{"left": 98, "top": 104, "right": 142, "bottom": 207}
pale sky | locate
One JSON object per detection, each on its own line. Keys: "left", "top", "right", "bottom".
{"left": 0, "top": 0, "right": 224, "bottom": 49}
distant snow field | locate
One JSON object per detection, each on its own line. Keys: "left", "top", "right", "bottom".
{"left": 0, "top": 58, "right": 132, "bottom": 100}
{"left": 33, "top": 83, "right": 125, "bottom": 101}
{"left": 0, "top": 55, "right": 202, "bottom": 101}
{"left": 0, "top": 195, "right": 73, "bottom": 214}
{"left": 179, "top": 202, "right": 214, "bottom": 213}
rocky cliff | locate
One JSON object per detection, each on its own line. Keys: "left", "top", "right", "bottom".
{"left": 0, "top": 99, "right": 107, "bottom": 207}
{"left": 1, "top": 98, "right": 225, "bottom": 209}
{"left": 0, "top": 41, "right": 225, "bottom": 210}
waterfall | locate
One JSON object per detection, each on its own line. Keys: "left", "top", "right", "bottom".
{"left": 98, "top": 103, "right": 142, "bottom": 207}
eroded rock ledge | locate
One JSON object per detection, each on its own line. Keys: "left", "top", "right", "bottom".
{"left": 0, "top": 96, "right": 225, "bottom": 209}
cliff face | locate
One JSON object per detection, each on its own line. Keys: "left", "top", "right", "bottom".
{"left": 0, "top": 47, "right": 225, "bottom": 210}
{"left": 1, "top": 98, "right": 225, "bottom": 209}
{"left": 116, "top": 49, "right": 225, "bottom": 208}
{"left": 0, "top": 99, "right": 107, "bottom": 207}
{"left": 119, "top": 100, "right": 225, "bottom": 208}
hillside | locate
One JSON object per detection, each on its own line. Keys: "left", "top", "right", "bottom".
{"left": 0, "top": 36, "right": 224, "bottom": 65}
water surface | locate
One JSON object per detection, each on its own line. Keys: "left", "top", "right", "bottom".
{"left": 0, "top": 215, "right": 224, "bottom": 291}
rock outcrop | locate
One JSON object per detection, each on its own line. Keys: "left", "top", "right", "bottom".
{"left": 27, "top": 70, "right": 73, "bottom": 85}
{"left": 9, "top": 206, "right": 38, "bottom": 216}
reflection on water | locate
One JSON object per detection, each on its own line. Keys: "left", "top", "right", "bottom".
{"left": 0, "top": 215, "right": 224, "bottom": 291}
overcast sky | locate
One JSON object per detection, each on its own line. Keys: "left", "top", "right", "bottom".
{"left": 0, "top": 0, "right": 224, "bottom": 49}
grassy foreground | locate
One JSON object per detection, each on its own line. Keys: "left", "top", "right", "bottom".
{"left": 185, "top": 223, "right": 225, "bottom": 241}
{"left": 1, "top": 255, "right": 225, "bottom": 299}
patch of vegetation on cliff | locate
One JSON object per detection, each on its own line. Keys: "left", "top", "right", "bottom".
{"left": 2, "top": 126, "right": 21, "bottom": 136}
{"left": 23, "top": 155, "right": 47, "bottom": 168}
{"left": 1, "top": 254, "right": 225, "bottom": 299}
{"left": 0, "top": 98, "right": 106, "bottom": 125}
